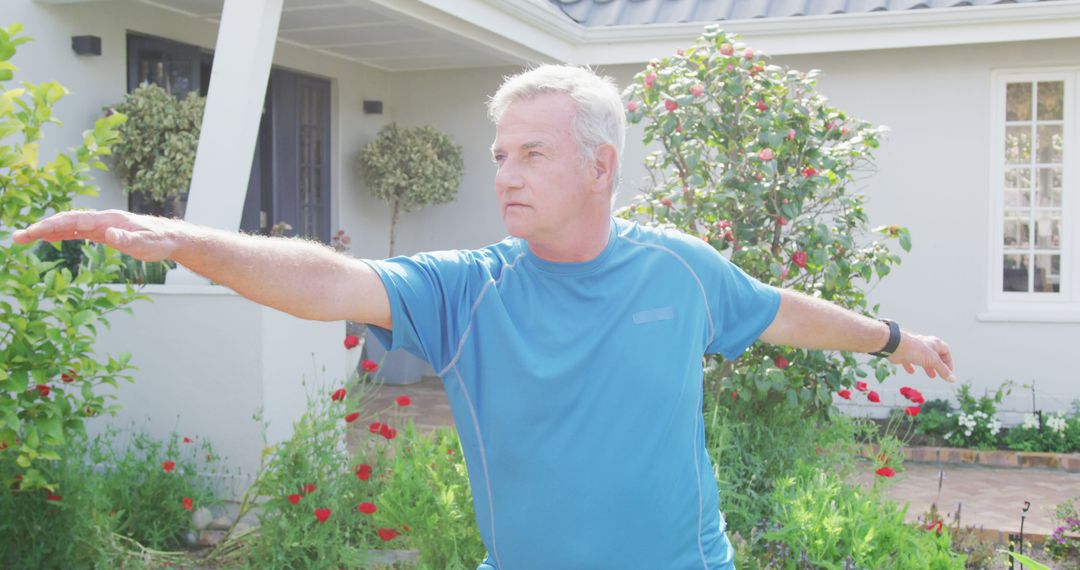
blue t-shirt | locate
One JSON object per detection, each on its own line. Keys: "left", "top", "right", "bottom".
{"left": 365, "top": 218, "right": 780, "bottom": 569}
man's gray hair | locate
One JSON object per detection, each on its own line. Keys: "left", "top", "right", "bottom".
{"left": 488, "top": 65, "right": 626, "bottom": 193}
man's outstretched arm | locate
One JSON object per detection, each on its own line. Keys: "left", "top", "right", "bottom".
{"left": 759, "top": 289, "right": 955, "bottom": 381}
{"left": 12, "top": 209, "right": 392, "bottom": 329}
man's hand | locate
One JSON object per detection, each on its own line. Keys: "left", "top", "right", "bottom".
{"left": 13, "top": 209, "right": 179, "bottom": 262}
{"left": 889, "top": 332, "right": 956, "bottom": 382}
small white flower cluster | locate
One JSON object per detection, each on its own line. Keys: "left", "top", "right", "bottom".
{"left": 954, "top": 411, "right": 1002, "bottom": 438}
{"left": 1022, "top": 413, "right": 1039, "bottom": 430}
{"left": 1047, "top": 414, "right": 1068, "bottom": 434}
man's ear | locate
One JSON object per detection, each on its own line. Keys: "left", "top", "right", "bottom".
{"left": 590, "top": 144, "right": 618, "bottom": 194}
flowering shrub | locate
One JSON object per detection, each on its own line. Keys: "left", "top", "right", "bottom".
{"left": 0, "top": 23, "right": 139, "bottom": 491}
{"left": 1005, "top": 401, "right": 1080, "bottom": 453}
{"left": 943, "top": 383, "right": 1010, "bottom": 450}
{"left": 1047, "top": 496, "right": 1080, "bottom": 561}
{"left": 620, "top": 26, "right": 907, "bottom": 413}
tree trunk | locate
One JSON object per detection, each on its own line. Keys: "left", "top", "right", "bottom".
{"left": 389, "top": 200, "right": 400, "bottom": 257}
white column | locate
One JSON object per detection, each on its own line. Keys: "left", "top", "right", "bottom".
{"left": 167, "top": 0, "right": 284, "bottom": 285}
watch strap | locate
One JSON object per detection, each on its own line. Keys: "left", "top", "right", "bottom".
{"left": 870, "top": 319, "right": 901, "bottom": 357}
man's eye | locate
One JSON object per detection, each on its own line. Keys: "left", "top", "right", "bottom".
{"left": 493, "top": 155, "right": 506, "bottom": 164}
{"left": 528, "top": 151, "right": 543, "bottom": 159}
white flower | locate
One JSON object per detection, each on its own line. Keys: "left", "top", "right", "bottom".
{"left": 1047, "top": 415, "right": 1068, "bottom": 434}
{"left": 989, "top": 419, "right": 1002, "bottom": 436}
{"left": 1022, "top": 414, "right": 1039, "bottom": 430}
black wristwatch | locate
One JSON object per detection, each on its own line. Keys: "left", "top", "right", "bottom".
{"left": 870, "top": 319, "right": 901, "bottom": 357}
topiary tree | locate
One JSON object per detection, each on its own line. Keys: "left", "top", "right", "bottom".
{"left": 356, "top": 123, "right": 463, "bottom": 256}
{"left": 0, "top": 23, "right": 139, "bottom": 491}
{"left": 108, "top": 82, "right": 204, "bottom": 217}
{"left": 620, "top": 25, "right": 911, "bottom": 417}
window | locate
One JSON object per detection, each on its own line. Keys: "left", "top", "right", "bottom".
{"left": 987, "top": 70, "right": 1076, "bottom": 321}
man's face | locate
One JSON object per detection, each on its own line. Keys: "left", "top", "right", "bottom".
{"left": 491, "top": 93, "right": 591, "bottom": 243}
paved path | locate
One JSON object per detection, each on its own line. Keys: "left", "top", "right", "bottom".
{"left": 359, "top": 376, "right": 1079, "bottom": 540}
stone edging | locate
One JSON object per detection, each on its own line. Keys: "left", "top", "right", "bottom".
{"left": 902, "top": 446, "right": 1080, "bottom": 472}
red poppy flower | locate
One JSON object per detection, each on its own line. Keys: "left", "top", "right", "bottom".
{"left": 905, "top": 406, "right": 921, "bottom": 417}
{"left": 447, "top": 448, "right": 454, "bottom": 455}
{"left": 314, "top": 508, "right": 332, "bottom": 523}
{"left": 926, "top": 519, "right": 943, "bottom": 535}
{"left": 46, "top": 493, "right": 62, "bottom": 502}
{"left": 61, "top": 369, "right": 77, "bottom": 383}
{"left": 875, "top": 466, "right": 896, "bottom": 478}
{"left": 855, "top": 381, "right": 868, "bottom": 392}
{"left": 288, "top": 494, "right": 302, "bottom": 505}
{"left": 867, "top": 391, "right": 880, "bottom": 403}
{"left": 773, "top": 356, "right": 789, "bottom": 370}
{"left": 379, "top": 424, "right": 397, "bottom": 440}
{"left": 345, "top": 412, "right": 360, "bottom": 423}
{"left": 910, "top": 394, "right": 925, "bottom": 404}
{"left": 162, "top": 460, "right": 175, "bottom": 473}
{"left": 395, "top": 395, "right": 411, "bottom": 407}
{"left": 755, "top": 100, "right": 768, "bottom": 112}
{"left": 732, "top": 391, "right": 739, "bottom": 401}
{"left": 303, "top": 483, "right": 316, "bottom": 494}
{"left": 378, "top": 528, "right": 400, "bottom": 541}
{"left": 361, "top": 360, "right": 379, "bottom": 373}
{"left": 35, "top": 384, "right": 50, "bottom": 397}
{"left": 182, "top": 437, "right": 194, "bottom": 443}
{"left": 182, "top": 497, "right": 193, "bottom": 511}
{"left": 331, "top": 388, "right": 347, "bottom": 402}
{"left": 803, "top": 167, "right": 817, "bottom": 178}
{"left": 356, "top": 464, "right": 372, "bottom": 481}
{"left": 837, "top": 390, "right": 852, "bottom": 400}
{"left": 357, "top": 502, "right": 377, "bottom": 515}
{"left": 344, "top": 335, "right": 360, "bottom": 349}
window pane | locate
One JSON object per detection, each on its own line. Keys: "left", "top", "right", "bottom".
{"left": 1034, "top": 211, "right": 1062, "bottom": 249}
{"left": 1003, "top": 210, "right": 1030, "bottom": 248}
{"left": 1037, "top": 81, "right": 1064, "bottom": 121}
{"left": 1036, "top": 167, "right": 1062, "bottom": 207}
{"left": 1037, "top": 124, "right": 1063, "bottom": 163}
{"left": 1004, "top": 168, "right": 1031, "bottom": 207}
{"left": 1003, "top": 254, "right": 1029, "bottom": 292}
{"left": 1006, "top": 82, "right": 1032, "bottom": 121}
{"left": 1005, "top": 125, "right": 1031, "bottom": 163}
{"left": 1033, "top": 254, "right": 1060, "bottom": 292}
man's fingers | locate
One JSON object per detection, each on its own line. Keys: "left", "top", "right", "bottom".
{"left": 903, "top": 363, "right": 915, "bottom": 374}
{"left": 14, "top": 210, "right": 131, "bottom": 244}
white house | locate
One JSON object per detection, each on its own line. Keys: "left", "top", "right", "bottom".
{"left": 7, "top": 0, "right": 1080, "bottom": 478}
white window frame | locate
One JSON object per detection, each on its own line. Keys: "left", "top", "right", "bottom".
{"left": 982, "top": 68, "right": 1079, "bottom": 323}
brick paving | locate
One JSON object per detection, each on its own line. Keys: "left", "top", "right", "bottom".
{"left": 356, "top": 376, "right": 1079, "bottom": 541}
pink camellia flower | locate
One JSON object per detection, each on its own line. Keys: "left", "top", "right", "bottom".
{"left": 331, "top": 388, "right": 347, "bottom": 402}
{"left": 357, "top": 502, "right": 377, "bottom": 515}
{"left": 803, "top": 167, "right": 817, "bottom": 177}
{"left": 777, "top": 217, "right": 787, "bottom": 226}
{"left": 838, "top": 390, "right": 852, "bottom": 400}
{"left": 855, "top": 381, "right": 868, "bottom": 393}
{"left": 788, "top": 129, "right": 796, "bottom": 141}
{"left": 726, "top": 64, "right": 734, "bottom": 72}
{"left": 875, "top": 466, "right": 896, "bottom": 478}
{"left": 792, "top": 251, "right": 808, "bottom": 269}
{"left": 676, "top": 48, "right": 684, "bottom": 56}
{"left": 757, "top": 148, "right": 774, "bottom": 162}
{"left": 288, "top": 493, "right": 302, "bottom": 505}
{"left": 773, "top": 356, "right": 789, "bottom": 370}
{"left": 644, "top": 73, "right": 656, "bottom": 89}
{"left": 720, "top": 43, "right": 734, "bottom": 56}
{"left": 755, "top": 100, "right": 768, "bottom": 112}
{"left": 361, "top": 360, "right": 379, "bottom": 373}
{"left": 344, "top": 335, "right": 360, "bottom": 349}
{"left": 780, "top": 267, "right": 789, "bottom": 279}
{"left": 664, "top": 99, "right": 678, "bottom": 112}
{"left": 61, "top": 369, "right": 77, "bottom": 383}
{"left": 660, "top": 197, "right": 673, "bottom": 208}
{"left": 690, "top": 84, "right": 704, "bottom": 97}
{"left": 395, "top": 395, "right": 412, "bottom": 407}
{"left": 626, "top": 100, "right": 638, "bottom": 112}
{"left": 314, "top": 508, "right": 332, "bottom": 523}
{"left": 743, "top": 48, "right": 755, "bottom": 60}
{"left": 345, "top": 412, "right": 360, "bottom": 423}
{"left": 905, "top": 406, "right": 921, "bottom": 417}
{"left": 182, "top": 497, "right": 193, "bottom": 512}
{"left": 162, "top": 460, "right": 175, "bottom": 473}
{"left": 867, "top": 391, "right": 881, "bottom": 403}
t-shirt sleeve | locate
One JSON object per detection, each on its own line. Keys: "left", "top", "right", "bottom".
{"left": 700, "top": 249, "right": 782, "bottom": 360}
{"left": 361, "top": 251, "right": 477, "bottom": 373}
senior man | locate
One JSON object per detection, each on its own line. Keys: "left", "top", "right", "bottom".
{"left": 15, "top": 65, "right": 954, "bottom": 569}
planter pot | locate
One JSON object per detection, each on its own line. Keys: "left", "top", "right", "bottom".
{"left": 362, "top": 329, "right": 428, "bottom": 385}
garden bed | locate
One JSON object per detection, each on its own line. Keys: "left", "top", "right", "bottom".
{"left": 901, "top": 446, "right": 1080, "bottom": 472}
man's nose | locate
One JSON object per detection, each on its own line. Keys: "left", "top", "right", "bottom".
{"left": 495, "top": 160, "right": 525, "bottom": 190}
